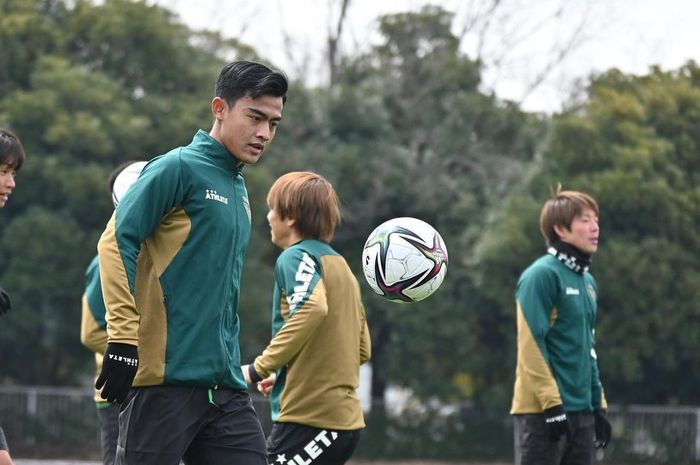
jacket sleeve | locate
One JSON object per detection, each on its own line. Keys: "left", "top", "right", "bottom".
{"left": 359, "top": 303, "right": 371, "bottom": 364}
{"left": 254, "top": 250, "right": 327, "bottom": 378}
{"left": 515, "top": 266, "right": 563, "bottom": 410}
{"left": 589, "top": 277, "right": 607, "bottom": 410}
{"left": 591, "top": 347, "right": 607, "bottom": 410}
{"left": 80, "top": 293, "right": 108, "bottom": 354}
{"left": 97, "top": 154, "right": 184, "bottom": 345}
{"left": 80, "top": 256, "right": 108, "bottom": 354}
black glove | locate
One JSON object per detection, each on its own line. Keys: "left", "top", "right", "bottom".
{"left": 0, "top": 287, "right": 11, "bottom": 315}
{"left": 544, "top": 405, "right": 571, "bottom": 442}
{"left": 96, "top": 343, "right": 139, "bottom": 404}
{"left": 594, "top": 410, "right": 612, "bottom": 448}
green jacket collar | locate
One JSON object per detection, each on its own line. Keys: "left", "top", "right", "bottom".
{"left": 192, "top": 129, "right": 245, "bottom": 173}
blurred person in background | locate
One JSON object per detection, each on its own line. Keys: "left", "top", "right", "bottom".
{"left": 0, "top": 128, "right": 27, "bottom": 465}
{"left": 80, "top": 161, "right": 146, "bottom": 465}
{"left": 511, "top": 186, "right": 612, "bottom": 465}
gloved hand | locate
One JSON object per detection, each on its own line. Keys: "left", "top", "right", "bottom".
{"left": 594, "top": 410, "right": 612, "bottom": 448}
{"left": 96, "top": 343, "right": 139, "bottom": 403}
{"left": 0, "top": 287, "right": 11, "bottom": 315}
{"left": 544, "top": 405, "right": 571, "bottom": 442}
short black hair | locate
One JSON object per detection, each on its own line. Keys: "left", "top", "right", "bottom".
{"left": 0, "top": 128, "right": 26, "bottom": 171}
{"left": 215, "top": 61, "right": 288, "bottom": 106}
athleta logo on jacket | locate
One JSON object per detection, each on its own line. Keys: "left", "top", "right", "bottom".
{"left": 274, "top": 430, "right": 339, "bottom": 464}
{"left": 287, "top": 253, "right": 317, "bottom": 311}
{"left": 205, "top": 189, "right": 228, "bottom": 204}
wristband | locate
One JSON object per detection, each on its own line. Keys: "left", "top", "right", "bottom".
{"left": 248, "top": 364, "right": 263, "bottom": 384}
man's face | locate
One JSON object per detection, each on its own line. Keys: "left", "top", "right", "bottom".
{"left": 0, "top": 163, "right": 17, "bottom": 208}
{"left": 211, "top": 94, "right": 284, "bottom": 164}
{"left": 266, "top": 207, "right": 297, "bottom": 249}
{"left": 555, "top": 206, "right": 600, "bottom": 254}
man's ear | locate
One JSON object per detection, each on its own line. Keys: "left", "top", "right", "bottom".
{"left": 211, "top": 97, "right": 226, "bottom": 120}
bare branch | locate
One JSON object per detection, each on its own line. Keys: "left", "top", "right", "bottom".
{"left": 328, "top": 0, "right": 352, "bottom": 86}
{"left": 454, "top": 0, "right": 612, "bottom": 108}
{"left": 517, "top": 7, "right": 591, "bottom": 104}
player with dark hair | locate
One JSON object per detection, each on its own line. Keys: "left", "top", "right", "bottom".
{"left": 0, "top": 129, "right": 24, "bottom": 314}
{"left": 0, "top": 129, "right": 24, "bottom": 213}
{"left": 511, "top": 186, "right": 612, "bottom": 465}
{"left": 0, "top": 128, "right": 26, "bottom": 465}
{"left": 242, "top": 171, "right": 371, "bottom": 465}
{"left": 80, "top": 161, "right": 145, "bottom": 465}
{"left": 95, "top": 60, "right": 288, "bottom": 465}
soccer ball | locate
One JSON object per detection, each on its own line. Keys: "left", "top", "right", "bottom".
{"left": 362, "top": 217, "right": 449, "bottom": 303}
{"left": 112, "top": 161, "right": 147, "bottom": 207}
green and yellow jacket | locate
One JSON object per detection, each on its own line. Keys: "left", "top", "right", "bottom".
{"left": 253, "top": 240, "right": 371, "bottom": 430}
{"left": 511, "top": 250, "right": 607, "bottom": 414}
{"left": 79, "top": 254, "right": 109, "bottom": 403}
{"left": 97, "top": 130, "right": 251, "bottom": 390}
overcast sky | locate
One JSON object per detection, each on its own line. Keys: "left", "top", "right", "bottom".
{"left": 153, "top": 0, "right": 699, "bottom": 113}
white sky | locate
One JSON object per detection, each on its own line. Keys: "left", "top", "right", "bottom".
{"left": 153, "top": 0, "right": 699, "bottom": 113}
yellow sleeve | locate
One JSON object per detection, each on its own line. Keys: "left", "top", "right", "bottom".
{"left": 512, "top": 300, "right": 562, "bottom": 411}
{"left": 97, "top": 213, "right": 140, "bottom": 345}
{"left": 80, "top": 293, "right": 108, "bottom": 354}
{"left": 254, "top": 282, "right": 328, "bottom": 378}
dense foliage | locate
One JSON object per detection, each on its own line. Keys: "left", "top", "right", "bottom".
{"left": 473, "top": 63, "right": 700, "bottom": 407}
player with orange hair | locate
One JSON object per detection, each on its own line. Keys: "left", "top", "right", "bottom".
{"left": 243, "top": 171, "right": 371, "bottom": 465}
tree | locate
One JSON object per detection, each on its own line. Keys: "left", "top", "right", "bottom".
{"left": 560, "top": 63, "right": 700, "bottom": 404}
{"left": 453, "top": 0, "right": 612, "bottom": 109}
{"left": 0, "top": 0, "right": 257, "bottom": 385}
{"left": 473, "top": 61, "right": 700, "bottom": 405}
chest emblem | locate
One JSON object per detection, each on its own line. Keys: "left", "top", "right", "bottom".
{"left": 205, "top": 189, "right": 229, "bottom": 205}
{"left": 565, "top": 287, "right": 580, "bottom": 295}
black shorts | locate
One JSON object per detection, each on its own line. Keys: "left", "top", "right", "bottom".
{"left": 513, "top": 412, "right": 594, "bottom": 465}
{"left": 116, "top": 385, "right": 267, "bottom": 465}
{"left": 96, "top": 402, "right": 120, "bottom": 465}
{"left": 266, "top": 422, "right": 361, "bottom": 465}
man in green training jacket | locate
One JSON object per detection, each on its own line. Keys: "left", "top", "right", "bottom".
{"left": 96, "top": 60, "right": 288, "bottom": 465}
{"left": 511, "top": 187, "right": 612, "bottom": 465}
{"left": 80, "top": 161, "right": 145, "bottom": 465}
